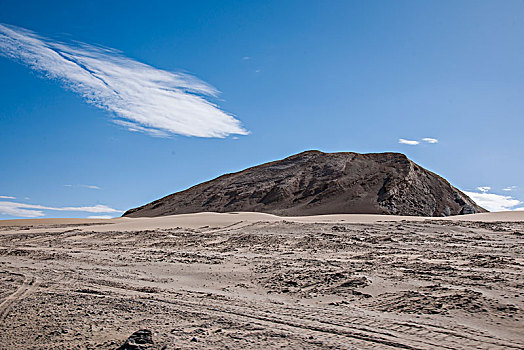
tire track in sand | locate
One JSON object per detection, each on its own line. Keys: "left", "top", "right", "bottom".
{"left": 0, "top": 271, "right": 39, "bottom": 322}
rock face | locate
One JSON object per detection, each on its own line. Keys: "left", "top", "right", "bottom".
{"left": 123, "top": 151, "right": 486, "bottom": 217}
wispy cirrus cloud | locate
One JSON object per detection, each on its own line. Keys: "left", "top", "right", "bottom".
{"left": 398, "top": 137, "right": 439, "bottom": 146}
{"left": 0, "top": 195, "right": 16, "bottom": 199}
{"left": 0, "top": 200, "right": 120, "bottom": 218}
{"left": 0, "top": 23, "right": 248, "bottom": 138}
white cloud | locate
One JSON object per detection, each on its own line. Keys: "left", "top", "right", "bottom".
{"left": 399, "top": 137, "right": 440, "bottom": 145}
{"left": 0, "top": 195, "right": 16, "bottom": 199}
{"left": 477, "top": 186, "right": 491, "bottom": 193}
{"left": 65, "top": 184, "right": 101, "bottom": 190}
{"left": 514, "top": 207, "right": 524, "bottom": 211}
{"left": 87, "top": 215, "right": 113, "bottom": 219}
{"left": 0, "top": 203, "right": 42, "bottom": 217}
{"left": 53, "top": 204, "right": 119, "bottom": 212}
{"left": 422, "top": 138, "right": 438, "bottom": 144}
{"left": 464, "top": 191, "right": 522, "bottom": 212}
{"left": 0, "top": 201, "right": 120, "bottom": 218}
{"left": 398, "top": 138, "right": 420, "bottom": 145}
{"left": 503, "top": 186, "right": 518, "bottom": 191}
{"left": 242, "top": 56, "right": 251, "bottom": 60}
{"left": 0, "top": 24, "right": 248, "bottom": 138}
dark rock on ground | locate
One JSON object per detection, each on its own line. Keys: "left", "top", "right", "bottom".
{"left": 123, "top": 150, "right": 486, "bottom": 217}
{"left": 117, "top": 329, "right": 155, "bottom": 350}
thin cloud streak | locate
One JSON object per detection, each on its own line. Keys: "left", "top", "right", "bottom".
{"left": 0, "top": 200, "right": 120, "bottom": 218}
{"left": 0, "top": 23, "right": 248, "bottom": 138}
{"left": 422, "top": 138, "right": 438, "bottom": 144}
{"left": 0, "top": 195, "right": 16, "bottom": 199}
{"left": 399, "top": 138, "right": 439, "bottom": 146}
{"left": 65, "top": 184, "right": 101, "bottom": 190}
{"left": 398, "top": 139, "right": 420, "bottom": 145}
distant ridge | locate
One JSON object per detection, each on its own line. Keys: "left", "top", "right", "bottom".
{"left": 123, "top": 150, "right": 486, "bottom": 217}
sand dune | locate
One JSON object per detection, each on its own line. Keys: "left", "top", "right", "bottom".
{"left": 0, "top": 212, "right": 523, "bottom": 348}
{"left": 2, "top": 211, "right": 523, "bottom": 229}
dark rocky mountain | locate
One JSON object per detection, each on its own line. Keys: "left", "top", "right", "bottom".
{"left": 123, "top": 151, "right": 486, "bottom": 217}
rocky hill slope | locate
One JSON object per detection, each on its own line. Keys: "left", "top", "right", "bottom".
{"left": 123, "top": 151, "right": 486, "bottom": 217}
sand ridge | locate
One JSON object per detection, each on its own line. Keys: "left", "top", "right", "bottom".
{"left": 1, "top": 211, "right": 523, "bottom": 231}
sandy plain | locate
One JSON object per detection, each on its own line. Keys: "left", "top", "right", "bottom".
{"left": 0, "top": 212, "right": 523, "bottom": 349}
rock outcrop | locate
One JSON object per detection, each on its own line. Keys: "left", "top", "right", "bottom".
{"left": 123, "top": 151, "right": 486, "bottom": 217}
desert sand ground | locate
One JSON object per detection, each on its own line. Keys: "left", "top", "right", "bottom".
{"left": 0, "top": 212, "right": 522, "bottom": 349}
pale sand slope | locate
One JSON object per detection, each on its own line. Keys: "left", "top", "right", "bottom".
{"left": 0, "top": 212, "right": 523, "bottom": 349}
{"left": 1, "top": 210, "right": 523, "bottom": 230}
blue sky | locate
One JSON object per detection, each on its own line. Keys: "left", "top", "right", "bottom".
{"left": 0, "top": 0, "right": 523, "bottom": 218}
